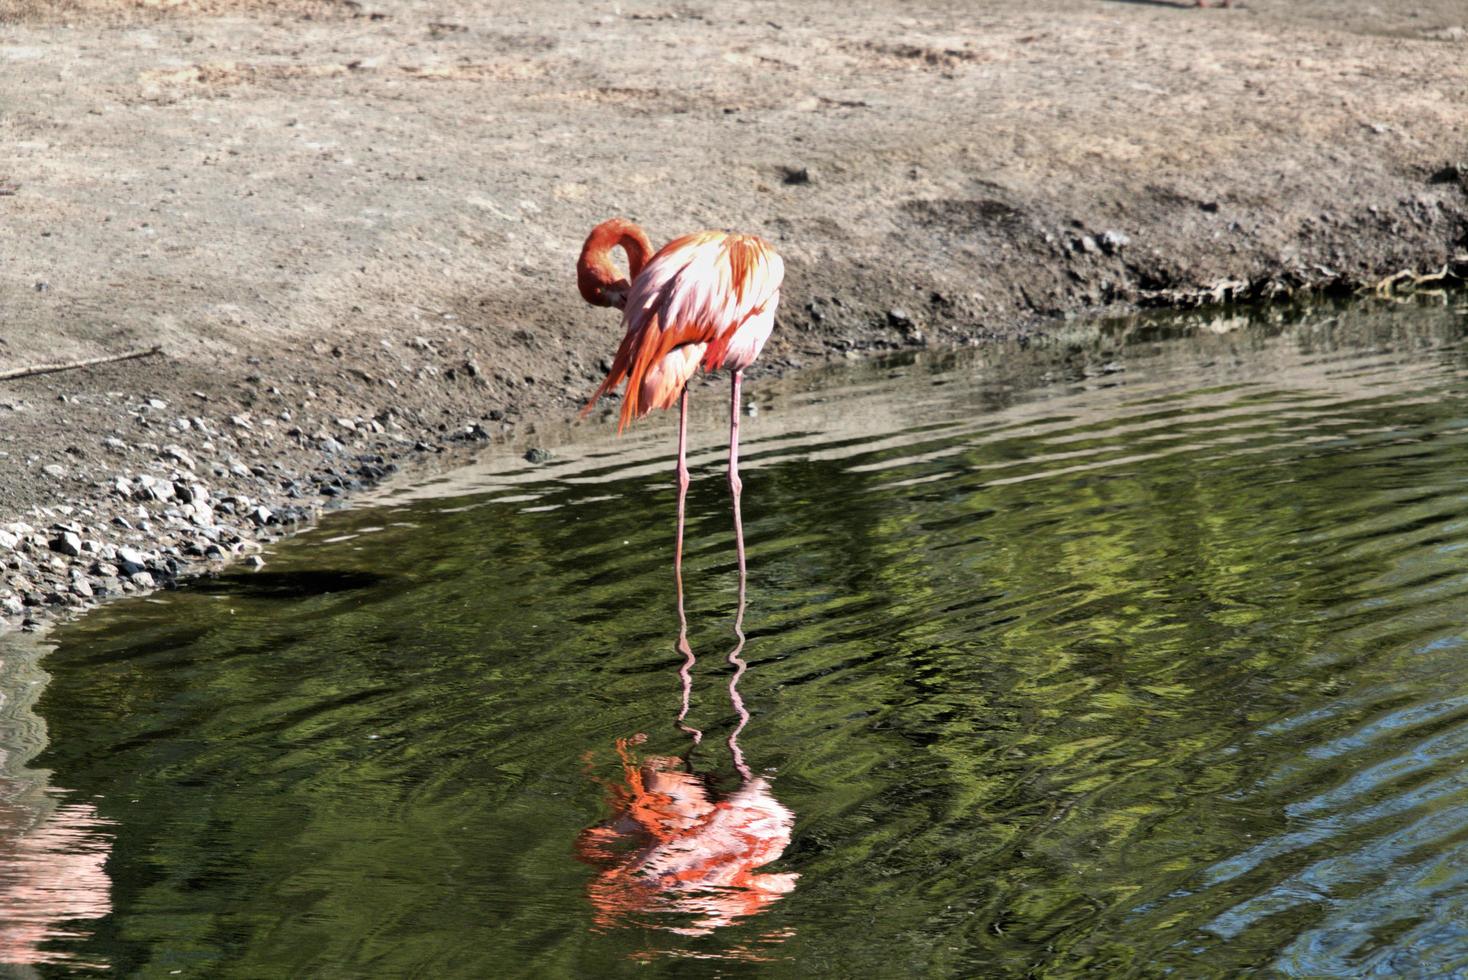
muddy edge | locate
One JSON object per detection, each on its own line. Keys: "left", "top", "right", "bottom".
{"left": 2, "top": 0, "right": 1466, "bottom": 632}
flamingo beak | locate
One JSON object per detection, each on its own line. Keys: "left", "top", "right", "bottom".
{"left": 606, "top": 281, "right": 630, "bottom": 310}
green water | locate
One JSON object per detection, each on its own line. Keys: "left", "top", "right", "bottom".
{"left": 6, "top": 303, "right": 1468, "bottom": 976}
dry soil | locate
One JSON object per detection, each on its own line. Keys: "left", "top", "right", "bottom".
{"left": 1, "top": 0, "right": 1466, "bottom": 628}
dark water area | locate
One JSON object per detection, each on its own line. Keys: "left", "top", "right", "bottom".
{"left": 6, "top": 301, "right": 1468, "bottom": 976}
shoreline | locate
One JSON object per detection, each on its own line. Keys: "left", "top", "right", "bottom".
{"left": 5, "top": 293, "right": 1465, "bottom": 638}
{"left": 2, "top": 0, "right": 1467, "bottom": 633}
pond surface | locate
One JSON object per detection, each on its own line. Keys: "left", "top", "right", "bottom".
{"left": 5, "top": 302, "right": 1468, "bottom": 977}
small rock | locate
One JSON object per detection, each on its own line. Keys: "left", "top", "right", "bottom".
{"left": 117, "top": 546, "right": 149, "bottom": 574}
{"left": 320, "top": 437, "right": 347, "bottom": 454}
{"left": 0, "top": 530, "right": 18, "bottom": 551}
{"left": 175, "top": 482, "right": 210, "bottom": 505}
{"left": 42, "top": 464, "right": 66, "bottom": 479}
{"left": 249, "top": 505, "right": 274, "bottom": 526}
{"left": 782, "top": 166, "right": 811, "bottom": 185}
{"left": 49, "top": 531, "right": 82, "bottom": 557}
{"left": 162, "top": 444, "right": 196, "bottom": 470}
{"left": 71, "top": 579, "right": 94, "bottom": 599}
{"left": 1073, "top": 235, "right": 1099, "bottom": 255}
{"left": 243, "top": 555, "right": 266, "bottom": 569}
{"left": 446, "top": 361, "right": 482, "bottom": 381}
{"left": 103, "top": 437, "right": 128, "bottom": 452}
{"left": 1, "top": 595, "right": 24, "bottom": 616}
{"left": 130, "top": 571, "right": 156, "bottom": 588}
{"left": 454, "top": 423, "right": 492, "bottom": 442}
{"left": 146, "top": 398, "right": 168, "bottom": 411}
{"left": 887, "top": 308, "right": 913, "bottom": 329}
{"left": 1099, "top": 230, "right": 1130, "bottom": 254}
{"left": 523, "top": 447, "right": 553, "bottom": 464}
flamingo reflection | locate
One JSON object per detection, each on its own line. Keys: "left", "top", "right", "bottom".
{"left": 0, "top": 795, "right": 112, "bottom": 965}
{"left": 576, "top": 736, "right": 797, "bottom": 939}
{"left": 577, "top": 488, "right": 797, "bottom": 947}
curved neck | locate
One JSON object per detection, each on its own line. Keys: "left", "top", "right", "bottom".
{"left": 577, "top": 218, "right": 653, "bottom": 309}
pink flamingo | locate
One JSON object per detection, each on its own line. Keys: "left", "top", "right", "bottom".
{"left": 577, "top": 218, "right": 784, "bottom": 578}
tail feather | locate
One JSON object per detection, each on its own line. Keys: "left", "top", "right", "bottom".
{"left": 580, "top": 355, "right": 628, "bottom": 422}
{"left": 579, "top": 364, "right": 623, "bottom": 419}
{"left": 581, "top": 313, "right": 654, "bottom": 433}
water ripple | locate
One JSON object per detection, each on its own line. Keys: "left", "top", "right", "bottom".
{"left": 8, "top": 305, "right": 1468, "bottom": 975}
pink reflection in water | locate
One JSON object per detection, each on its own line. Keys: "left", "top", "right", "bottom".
{"left": 576, "top": 736, "right": 797, "bottom": 944}
{"left": 0, "top": 797, "right": 112, "bottom": 966}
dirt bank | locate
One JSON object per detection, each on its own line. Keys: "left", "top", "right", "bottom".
{"left": 1, "top": 0, "right": 1466, "bottom": 630}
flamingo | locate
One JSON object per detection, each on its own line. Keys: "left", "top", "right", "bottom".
{"left": 577, "top": 218, "right": 784, "bottom": 576}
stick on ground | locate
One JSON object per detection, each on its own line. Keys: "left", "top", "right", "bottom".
{"left": 0, "top": 346, "right": 164, "bottom": 382}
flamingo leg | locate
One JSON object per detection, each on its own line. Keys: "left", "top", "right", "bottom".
{"left": 728, "top": 370, "right": 746, "bottom": 576}
{"left": 675, "top": 385, "right": 691, "bottom": 574}
{"left": 726, "top": 370, "right": 752, "bottom": 781}
{"left": 674, "top": 387, "right": 701, "bottom": 745}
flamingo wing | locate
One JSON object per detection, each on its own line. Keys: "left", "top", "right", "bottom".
{"left": 584, "top": 231, "right": 784, "bottom": 432}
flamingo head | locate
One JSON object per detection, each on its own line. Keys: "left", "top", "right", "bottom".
{"left": 578, "top": 218, "right": 653, "bottom": 310}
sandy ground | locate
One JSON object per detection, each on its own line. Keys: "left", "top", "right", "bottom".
{"left": 0, "top": 0, "right": 1466, "bottom": 629}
